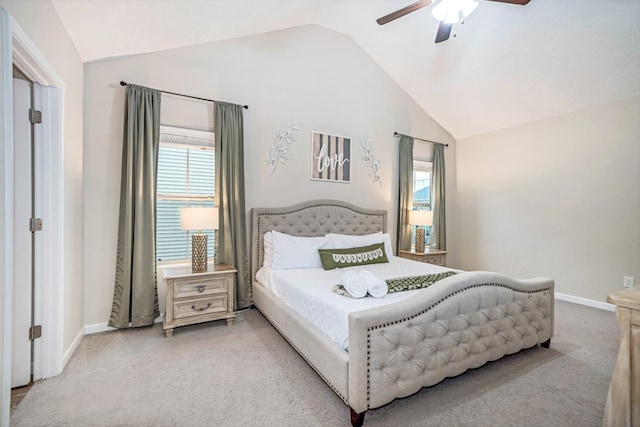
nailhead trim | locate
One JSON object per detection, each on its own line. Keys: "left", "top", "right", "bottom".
{"left": 252, "top": 200, "right": 388, "bottom": 409}
{"left": 258, "top": 307, "right": 348, "bottom": 404}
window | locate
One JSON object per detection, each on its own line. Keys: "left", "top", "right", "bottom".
{"left": 413, "top": 161, "right": 432, "bottom": 211}
{"left": 156, "top": 126, "right": 215, "bottom": 262}
{"left": 411, "top": 160, "right": 432, "bottom": 247}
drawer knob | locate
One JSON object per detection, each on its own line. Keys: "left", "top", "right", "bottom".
{"left": 196, "top": 285, "right": 206, "bottom": 293}
{"left": 191, "top": 303, "right": 211, "bottom": 312}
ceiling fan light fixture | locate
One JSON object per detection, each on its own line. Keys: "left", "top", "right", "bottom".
{"left": 443, "top": 10, "right": 462, "bottom": 24}
{"left": 432, "top": 0, "right": 478, "bottom": 23}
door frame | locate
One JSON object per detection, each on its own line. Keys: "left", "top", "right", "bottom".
{"left": 1, "top": 8, "right": 65, "bottom": 426}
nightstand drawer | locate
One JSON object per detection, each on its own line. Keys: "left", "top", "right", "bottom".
{"left": 173, "top": 276, "right": 228, "bottom": 298}
{"left": 173, "top": 295, "right": 228, "bottom": 320}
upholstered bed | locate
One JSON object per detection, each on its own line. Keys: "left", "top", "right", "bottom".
{"left": 250, "top": 199, "right": 554, "bottom": 426}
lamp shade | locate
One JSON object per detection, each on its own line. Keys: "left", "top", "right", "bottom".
{"left": 409, "top": 210, "right": 433, "bottom": 226}
{"left": 181, "top": 207, "right": 219, "bottom": 231}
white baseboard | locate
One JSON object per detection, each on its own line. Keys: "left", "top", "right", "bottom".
{"left": 63, "top": 328, "right": 84, "bottom": 369}
{"left": 83, "top": 322, "right": 117, "bottom": 335}
{"left": 555, "top": 292, "right": 615, "bottom": 312}
{"left": 84, "top": 316, "right": 163, "bottom": 335}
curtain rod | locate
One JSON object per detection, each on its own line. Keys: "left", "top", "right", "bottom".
{"left": 394, "top": 131, "right": 448, "bottom": 147}
{"left": 119, "top": 81, "right": 249, "bottom": 110}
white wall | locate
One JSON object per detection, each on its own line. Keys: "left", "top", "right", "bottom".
{"left": 0, "top": 0, "right": 84, "bottom": 356}
{"left": 83, "top": 25, "right": 454, "bottom": 326}
{"left": 450, "top": 96, "right": 640, "bottom": 302}
{"left": 0, "top": 0, "right": 84, "bottom": 423}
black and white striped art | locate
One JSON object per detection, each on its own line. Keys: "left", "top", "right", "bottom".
{"left": 311, "top": 131, "right": 351, "bottom": 183}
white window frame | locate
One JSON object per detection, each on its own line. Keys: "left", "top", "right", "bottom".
{"left": 413, "top": 160, "right": 432, "bottom": 210}
{"left": 157, "top": 125, "right": 215, "bottom": 265}
{"left": 411, "top": 160, "right": 433, "bottom": 249}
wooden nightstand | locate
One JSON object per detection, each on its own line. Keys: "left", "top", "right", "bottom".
{"left": 399, "top": 249, "right": 447, "bottom": 266}
{"left": 163, "top": 264, "right": 237, "bottom": 337}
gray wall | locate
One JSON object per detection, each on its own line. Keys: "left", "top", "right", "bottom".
{"left": 83, "top": 25, "right": 455, "bottom": 325}
{"left": 450, "top": 96, "right": 640, "bottom": 302}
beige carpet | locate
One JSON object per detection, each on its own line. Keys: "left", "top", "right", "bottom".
{"left": 10, "top": 300, "right": 619, "bottom": 427}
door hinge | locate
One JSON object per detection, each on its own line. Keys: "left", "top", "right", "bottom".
{"left": 29, "top": 325, "right": 42, "bottom": 341}
{"left": 30, "top": 218, "right": 43, "bottom": 232}
{"left": 29, "top": 109, "right": 42, "bottom": 124}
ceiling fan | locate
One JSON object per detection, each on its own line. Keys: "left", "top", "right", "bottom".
{"left": 377, "top": 0, "right": 530, "bottom": 43}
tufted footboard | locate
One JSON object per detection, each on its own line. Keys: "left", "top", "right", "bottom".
{"left": 347, "top": 271, "right": 554, "bottom": 414}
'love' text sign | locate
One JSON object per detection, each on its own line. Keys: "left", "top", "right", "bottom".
{"left": 311, "top": 131, "right": 351, "bottom": 183}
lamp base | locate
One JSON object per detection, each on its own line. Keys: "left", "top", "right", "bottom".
{"left": 191, "top": 234, "right": 208, "bottom": 273}
{"left": 415, "top": 228, "right": 426, "bottom": 253}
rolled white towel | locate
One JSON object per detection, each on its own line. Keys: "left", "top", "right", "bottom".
{"left": 360, "top": 270, "right": 388, "bottom": 298}
{"left": 341, "top": 270, "right": 368, "bottom": 299}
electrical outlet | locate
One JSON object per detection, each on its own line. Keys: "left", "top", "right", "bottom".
{"left": 623, "top": 276, "right": 634, "bottom": 288}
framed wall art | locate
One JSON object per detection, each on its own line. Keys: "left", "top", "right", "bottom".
{"left": 311, "top": 131, "right": 351, "bottom": 183}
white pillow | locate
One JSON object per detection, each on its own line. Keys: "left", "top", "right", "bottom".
{"left": 271, "top": 230, "right": 330, "bottom": 269}
{"left": 327, "top": 232, "right": 394, "bottom": 257}
{"left": 263, "top": 231, "right": 274, "bottom": 268}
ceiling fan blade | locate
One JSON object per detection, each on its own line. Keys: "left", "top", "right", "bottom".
{"left": 485, "top": 0, "right": 530, "bottom": 4}
{"left": 435, "top": 21, "right": 453, "bottom": 43}
{"left": 377, "top": 0, "right": 433, "bottom": 25}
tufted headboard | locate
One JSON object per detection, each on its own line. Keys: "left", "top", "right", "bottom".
{"left": 250, "top": 199, "right": 387, "bottom": 282}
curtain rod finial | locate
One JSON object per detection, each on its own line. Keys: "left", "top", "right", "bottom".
{"left": 120, "top": 81, "right": 126, "bottom": 86}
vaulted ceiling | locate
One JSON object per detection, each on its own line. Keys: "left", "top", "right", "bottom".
{"left": 51, "top": 0, "right": 640, "bottom": 139}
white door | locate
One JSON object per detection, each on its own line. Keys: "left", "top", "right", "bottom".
{"left": 11, "top": 77, "right": 32, "bottom": 388}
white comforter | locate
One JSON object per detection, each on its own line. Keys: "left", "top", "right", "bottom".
{"left": 256, "top": 256, "right": 455, "bottom": 350}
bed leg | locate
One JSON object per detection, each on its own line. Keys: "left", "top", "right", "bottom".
{"left": 540, "top": 338, "right": 551, "bottom": 348}
{"left": 350, "top": 408, "right": 365, "bottom": 427}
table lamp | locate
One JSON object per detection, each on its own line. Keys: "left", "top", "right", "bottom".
{"left": 181, "top": 207, "right": 219, "bottom": 272}
{"left": 409, "top": 210, "right": 433, "bottom": 253}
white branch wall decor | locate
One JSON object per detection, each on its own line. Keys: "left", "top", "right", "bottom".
{"left": 361, "top": 138, "right": 382, "bottom": 187}
{"left": 264, "top": 121, "right": 300, "bottom": 175}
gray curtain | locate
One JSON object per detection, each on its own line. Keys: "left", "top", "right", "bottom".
{"left": 431, "top": 143, "right": 446, "bottom": 250}
{"left": 109, "top": 84, "right": 161, "bottom": 328}
{"left": 396, "top": 135, "right": 414, "bottom": 253}
{"left": 215, "top": 102, "right": 251, "bottom": 310}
